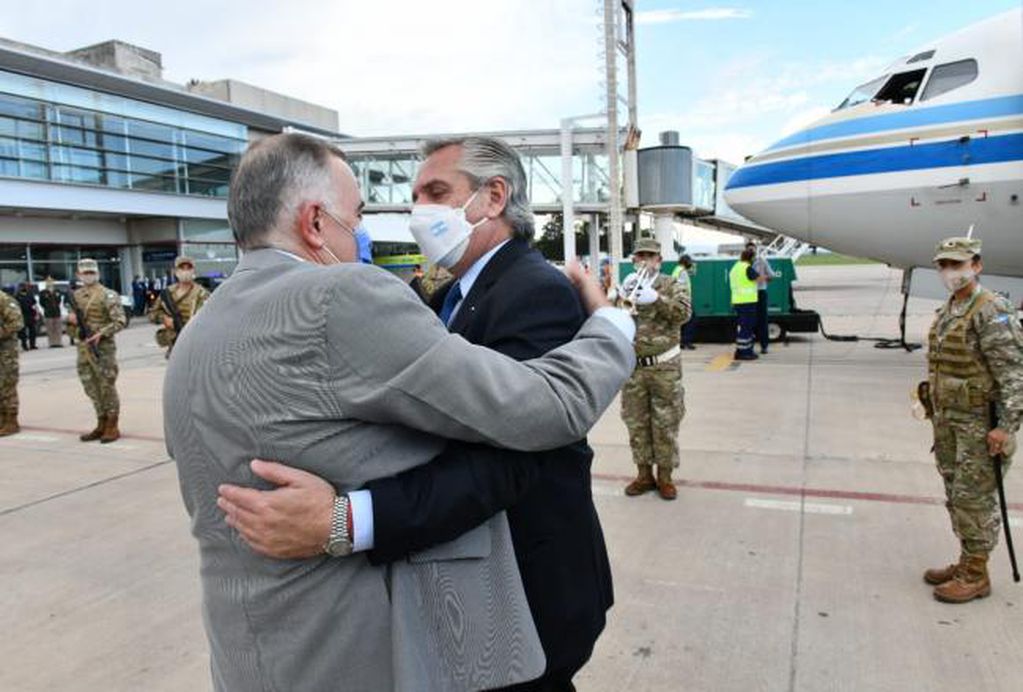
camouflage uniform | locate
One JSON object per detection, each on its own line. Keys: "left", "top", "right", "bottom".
{"left": 0, "top": 291, "right": 24, "bottom": 435}
{"left": 420, "top": 265, "right": 453, "bottom": 300}
{"left": 72, "top": 278, "right": 127, "bottom": 433}
{"left": 149, "top": 281, "right": 209, "bottom": 356}
{"left": 618, "top": 271, "right": 692, "bottom": 476}
{"left": 924, "top": 236, "right": 1023, "bottom": 602}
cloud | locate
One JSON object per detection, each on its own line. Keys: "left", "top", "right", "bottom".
{"left": 642, "top": 52, "right": 890, "bottom": 162}
{"left": 636, "top": 8, "right": 753, "bottom": 25}
{"left": 0, "top": 0, "right": 605, "bottom": 137}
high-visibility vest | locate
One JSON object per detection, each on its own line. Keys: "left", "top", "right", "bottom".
{"left": 671, "top": 265, "right": 691, "bottom": 292}
{"left": 729, "top": 260, "right": 758, "bottom": 305}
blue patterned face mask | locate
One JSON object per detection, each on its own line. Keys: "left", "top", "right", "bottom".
{"left": 354, "top": 225, "right": 373, "bottom": 264}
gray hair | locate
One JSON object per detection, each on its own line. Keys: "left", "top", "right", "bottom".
{"left": 421, "top": 136, "right": 534, "bottom": 241}
{"left": 228, "top": 133, "right": 348, "bottom": 249}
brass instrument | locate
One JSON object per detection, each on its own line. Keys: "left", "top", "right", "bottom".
{"left": 620, "top": 265, "right": 658, "bottom": 315}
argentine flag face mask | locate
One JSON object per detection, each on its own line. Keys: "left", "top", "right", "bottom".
{"left": 409, "top": 189, "right": 489, "bottom": 269}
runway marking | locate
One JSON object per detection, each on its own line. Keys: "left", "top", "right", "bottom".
{"left": 706, "top": 354, "right": 736, "bottom": 372}
{"left": 744, "top": 497, "right": 853, "bottom": 515}
{"left": 1010, "top": 516, "right": 1022, "bottom": 529}
{"left": 20, "top": 425, "right": 165, "bottom": 444}
{"left": 590, "top": 473, "right": 1023, "bottom": 512}
{"left": 3, "top": 434, "right": 58, "bottom": 443}
{"left": 0, "top": 459, "right": 173, "bottom": 517}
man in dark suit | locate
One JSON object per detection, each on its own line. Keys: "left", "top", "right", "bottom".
{"left": 218, "top": 137, "right": 625, "bottom": 691}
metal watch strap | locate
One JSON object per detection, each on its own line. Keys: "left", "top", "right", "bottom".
{"left": 324, "top": 494, "right": 350, "bottom": 554}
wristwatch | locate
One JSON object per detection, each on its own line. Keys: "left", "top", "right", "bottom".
{"left": 323, "top": 494, "right": 353, "bottom": 557}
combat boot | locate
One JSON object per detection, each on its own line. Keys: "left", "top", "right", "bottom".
{"left": 100, "top": 414, "right": 120, "bottom": 444}
{"left": 923, "top": 554, "right": 963, "bottom": 585}
{"left": 625, "top": 465, "right": 657, "bottom": 496}
{"left": 934, "top": 553, "right": 990, "bottom": 603}
{"left": 80, "top": 416, "right": 105, "bottom": 442}
{"left": 0, "top": 412, "right": 19, "bottom": 437}
{"left": 656, "top": 466, "right": 677, "bottom": 501}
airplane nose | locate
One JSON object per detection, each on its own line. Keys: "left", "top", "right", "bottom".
{"left": 722, "top": 141, "right": 811, "bottom": 238}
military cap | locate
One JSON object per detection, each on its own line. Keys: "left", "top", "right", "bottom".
{"left": 175, "top": 255, "right": 196, "bottom": 268}
{"left": 632, "top": 237, "right": 662, "bottom": 255}
{"left": 933, "top": 237, "right": 982, "bottom": 263}
{"left": 77, "top": 258, "right": 99, "bottom": 273}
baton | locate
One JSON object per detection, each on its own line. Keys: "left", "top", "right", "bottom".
{"left": 990, "top": 401, "right": 1020, "bottom": 583}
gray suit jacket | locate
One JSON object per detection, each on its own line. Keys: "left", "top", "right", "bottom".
{"left": 164, "top": 249, "right": 635, "bottom": 692}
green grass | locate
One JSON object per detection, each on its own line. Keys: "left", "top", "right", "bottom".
{"left": 796, "top": 252, "right": 879, "bottom": 266}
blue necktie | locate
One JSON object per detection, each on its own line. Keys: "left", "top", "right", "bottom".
{"left": 438, "top": 282, "right": 463, "bottom": 326}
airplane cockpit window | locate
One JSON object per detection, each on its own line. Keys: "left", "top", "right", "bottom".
{"left": 836, "top": 75, "right": 888, "bottom": 110}
{"left": 921, "top": 59, "right": 979, "bottom": 101}
{"left": 907, "top": 49, "right": 936, "bottom": 63}
{"left": 872, "top": 69, "right": 928, "bottom": 105}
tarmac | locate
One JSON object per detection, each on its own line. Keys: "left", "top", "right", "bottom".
{"left": 2, "top": 263, "right": 1021, "bottom": 692}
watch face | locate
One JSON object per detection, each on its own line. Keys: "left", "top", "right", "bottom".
{"left": 325, "top": 538, "right": 353, "bottom": 557}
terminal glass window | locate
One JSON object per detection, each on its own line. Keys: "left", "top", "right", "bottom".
{"left": 920, "top": 59, "right": 978, "bottom": 102}
{"left": 0, "top": 70, "right": 247, "bottom": 198}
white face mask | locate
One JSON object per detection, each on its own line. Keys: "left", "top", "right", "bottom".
{"left": 175, "top": 269, "right": 195, "bottom": 283}
{"left": 939, "top": 267, "right": 975, "bottom": 293}
{"left": 409, "top": 190, "right": 488, "bottom": 268}
{"left": 81, "top": 273, "right": 98, "bottom": 286}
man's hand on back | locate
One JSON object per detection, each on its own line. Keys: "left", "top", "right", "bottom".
{"left": 217, "top": 460, "right": 335, "bottom": 559}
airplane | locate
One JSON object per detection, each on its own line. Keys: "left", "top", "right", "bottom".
{"left": 723, "top": 8, "right": 1023, "bottom": 305}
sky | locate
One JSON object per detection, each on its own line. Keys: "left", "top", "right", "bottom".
{"left": 0, "top": 0, "right": 1019, "bottom": 164}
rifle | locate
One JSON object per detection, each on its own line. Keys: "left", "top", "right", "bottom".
{"left": 990, "top": 401, "right": 1021, "bottom": 582}
{"left": 159, "top": 288, "right": 185, "bottom": 355}
{"left": 70, "top": 296, "right": 100, "bottom": 361}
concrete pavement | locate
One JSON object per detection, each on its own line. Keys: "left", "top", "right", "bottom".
{"left": 2, "top": 264, "right": 1021, "bottom": 691}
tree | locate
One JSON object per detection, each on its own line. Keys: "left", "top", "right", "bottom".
{"left": 533, "top": 213, "right": 594, "bottom": 262}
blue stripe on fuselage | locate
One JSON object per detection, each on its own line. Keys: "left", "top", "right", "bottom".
{"left": 763, "top": 94, "right": 1023, "bottom": 153}
{"left": 725, "top": 133, "right": 1023, "bottom": 190}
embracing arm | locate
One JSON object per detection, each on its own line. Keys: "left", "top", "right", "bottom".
{"left": 325, "top": 265, "right": 634, "bottom": 452}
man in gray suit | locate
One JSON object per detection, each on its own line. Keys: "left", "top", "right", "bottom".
{"left": 164, "top": 133, "right": 635, "bottom": 692}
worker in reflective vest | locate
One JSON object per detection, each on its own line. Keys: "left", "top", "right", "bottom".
{"left": 730, "top": 248, "right": 760, "bottom": 360}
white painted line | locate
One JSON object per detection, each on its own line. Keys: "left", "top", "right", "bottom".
{"left": 744, "top": 497, "right": 854, "bottom": 516}
{"left": 1009, "top": 516, "right": 1022, "bottom": 529}
{"left": 7, "top": 434, "right": 58, "bottom": 443}
{"left": 591, "top": 484, "right": 623, "bottom": 498}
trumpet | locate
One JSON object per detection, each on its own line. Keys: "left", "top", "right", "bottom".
{"left": 619, "top": 265, "right": 658, "bottom": 314}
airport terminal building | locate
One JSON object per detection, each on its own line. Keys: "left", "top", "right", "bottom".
{"left": 0, "top": 36, "right": 755, "bottom": 295}
{"left": 0, "top": 38, "right": 341, "bottom": 292}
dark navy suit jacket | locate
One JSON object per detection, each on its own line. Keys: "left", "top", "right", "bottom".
{"left": 365, "top": 239, "right": 614, "bottom": 680}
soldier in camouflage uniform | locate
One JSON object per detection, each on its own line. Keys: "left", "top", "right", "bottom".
{"left": 0, "top": 289, "right": 24, "bottom": 436}
{"left": 922, "top": 237, "right": 1023, "bottom": 603}
{"left": 68, "top": 258, "right": 127, "bottom": 443}
{"left": 149, "top": 256, "right": 209, "bottom": 358}
{"left": 614, "top": 237, "right": 692, "bottom": 500}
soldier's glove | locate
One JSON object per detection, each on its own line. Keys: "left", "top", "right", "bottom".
{"left": 635, "top": 285, "right": 658, "bottom": 305}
